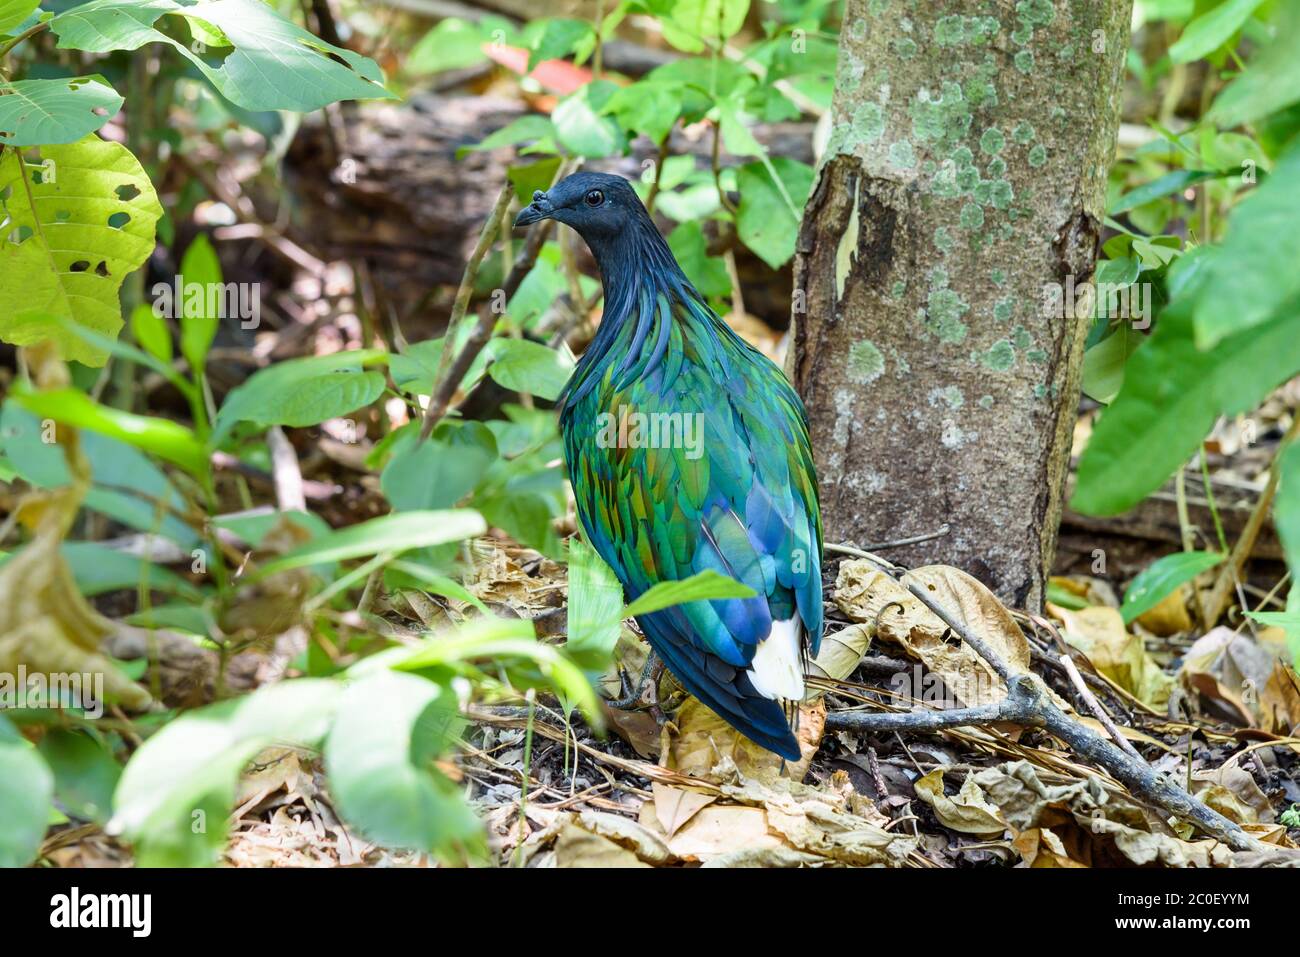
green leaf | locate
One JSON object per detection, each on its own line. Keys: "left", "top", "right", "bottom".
{"left": 51, "top": 0, "right": 396, "bottom": 113}
{"left": 254, "top": 510, "right": 487, "bottom": 577}
{"left": 528, "top": 18, "right": 595, "bottom": 70}
{"left": 565, "top": 535, "right": 625, "bottom": 662}
{"left": 1207, "top": 4, "right": 1300, "bottom": 126}
{"left": 553, "top": 82, "right": 626, "bottom": 158}
{"left": 486, "top": 338, "right": 574, "bottom": 401}
{"left": 1121, "top": 550, "right": 1225, "bottom": 624}
{"left": 0, "top": 136, "right": 163, "bottom": 366}
{"left": 393, "top": 617, "right": 602, "bottom": 723}
{"left": 385, "top": 560, "right": 488, "bottom": 613}
{"left": 381, "top": 432, "right": 493, "bottom": 511}
{"left": 1270, "top": 441, "right": 1300, "bottom": 667}
{"left": 324, "top": 671, "right": 481, "bottom": 858}
{"left": 38, "top": 730, "right": 121, "bottom": 825}
{"left": 1081, "top": 323, "right": 1142, "bottom": 404}
{"left": 662, "top": 0, "right": 750, "bottom": 53}
{"left": 212, "top": 349, "right": 388, "bottom": 443}
{"left": 0, "top": 75, "right": 123, "bottom": 147}
{"left": 1071, "top": 299, "right": 1300, "bottom": 516}
{"left": 0, "top": 0, "right": 40, "bottom": 34}
{"left": 1191, "top": 143, "right": 1300, "bottom": 348}
{"left": 1170, "top": 0, "right": 1266, "bottom": 63}
{"left": 668, "top": 221, "right": 731, "bottom": 299}
{"left": 604, "top": 81, "right": 682, "bottom": 144}
{"left": 735, "top": 157, "right": 814, "bottom": 269}
{"left": 177, "top": 234, "right": 222, "bottom": 374}
{"left": 478, "top": 490, "right": 562, "bottom": 557}
{"left": 111, "top": 679, "right": 341, "bottom": 866}
{"left": 57, "top": 541, "right": 202, "bottom": 599}
{"left": 0, "top": 716, "right": 53, "bottom": 867}
{"left": 622, "top": 569, "right": 757, "bottom": 618}
{"left": 12, "top": 386, "right": 207, "bottom": 476}
{"left": 407, "top": 18, "right": 490, "bottom": 74}
{"left": 129, "top": 303, "right": 172, "bottom": 364}
{"left": 459, "top": 115, "right": 556, "bottom": 158}
{"left": 1109, "top": 169, "right": 1222, "bottom": 215}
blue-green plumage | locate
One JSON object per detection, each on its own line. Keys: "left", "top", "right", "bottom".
{"left": 516, "top": 172, "right": 822, "bottom": 760}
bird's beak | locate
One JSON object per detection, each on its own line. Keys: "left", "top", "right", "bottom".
{"left": 514, "top": 190, "right": 553, "bottom": 228}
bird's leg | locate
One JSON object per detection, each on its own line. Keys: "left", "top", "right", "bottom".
{"left": 607, "top": 650, "right": 663, "bottom": 711}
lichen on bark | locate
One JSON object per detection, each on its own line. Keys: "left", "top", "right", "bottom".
{"left": 792, "top": 0, "right": 1133, "bottom": 608}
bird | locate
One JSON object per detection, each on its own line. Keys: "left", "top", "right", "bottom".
{"left": 515, "top": 171, "right": 823, "bottom": 760}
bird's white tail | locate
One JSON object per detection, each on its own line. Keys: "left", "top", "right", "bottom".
{"left": 747, "top": 617, "right": 805, "bottom": 700}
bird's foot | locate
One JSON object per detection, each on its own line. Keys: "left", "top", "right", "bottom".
{"left": 606, "top": 651, "right": 664, "bottom": 711}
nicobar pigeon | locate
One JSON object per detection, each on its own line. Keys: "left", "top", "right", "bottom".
{"left": 515, "top": 172, "right": 823, "bottom": 760}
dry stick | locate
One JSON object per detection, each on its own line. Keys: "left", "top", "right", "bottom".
{"left": 418, "top": 182, "right": 514, "bottom": 441}
{"left": 822, "top": 554, "right": 1260, "bottom": 852}
{"left": 1204, "top": 414, "right": 1300, "bottom": 626}
{"left": 417, "top": 161, "right": 582, "bottom": 442}
{"left": 1058, "top": 652, "right": 1146, "bottom": 764}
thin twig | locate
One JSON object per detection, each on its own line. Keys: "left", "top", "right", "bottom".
{"left": 827, "top": 553, "right": 1261, "bottom": 852}
{"left": 418, "top": 182, "right": 514, "bottom": 441}
{"left": 1059, "top": 652, "right": 1146, "bottom": 763}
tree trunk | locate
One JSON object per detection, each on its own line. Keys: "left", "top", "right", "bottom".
{"left": 792, "top": 0, "right": 1132, "bottom": 609}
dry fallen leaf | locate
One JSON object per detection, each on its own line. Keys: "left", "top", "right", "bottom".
{"left": 555, "top": 824, "right": 651, "bottom": 868}
{"left": 835, "top": 560, "right": 1034, "bottom": 707}
{"left": 807, "top": 622, "right": 873, "bottom": 684}
{"left": 662, "top": 695, "right": 825, "bottom": 784}
{"left": 914, "top": 769, "right": 1009, "bottom": 837}
{"left": 1049, "top": 603, "right": 1174, "bottom": 709}
{"left": 651, "top": 783, "right": 716, "bottom": 838}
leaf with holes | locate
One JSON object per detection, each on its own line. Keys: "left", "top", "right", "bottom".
{"left": 50, "top": 0, "right": 396, "bottom": 113}
{"left": 0, "top": 136, "right": 162, "bottom": 366}
{"left": 0, "top": 76, "right": 123, "bottom": 147}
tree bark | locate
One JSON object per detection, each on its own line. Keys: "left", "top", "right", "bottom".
{"left": 792, "top": 0, "right": 1132, "bottom": 609}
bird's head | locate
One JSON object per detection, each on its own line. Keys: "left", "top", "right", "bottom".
{"left": 514, "top": 172, "right": 650, "bottom": 245}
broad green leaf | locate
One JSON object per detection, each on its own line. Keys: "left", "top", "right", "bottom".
{"left": 0, "top": 404, "right": 200, "bottom": 547}
{"left": 177, "top": 234, "right": 221, "bottom": 373}
{"left": 0, "top": 716, "right": 53, "bottom": 868}
{"left": 324, "top": 671, "right": 481, "bottom": 858}
{"left": 38, "top": 730, "right": 121, "bottom": 825}
{"left": 129, "top": 303, "right": 173, "bottom": 364}
{"left": 735, "top": 157, "right": 814, "bottom": 269}
{"left": 604, "top": 81, "right": 682, "bottom": 144}
{"left": 528, "top": 18, "right": 595, "bottom": 70}
{"left": 0, "top": 0, "right": 40, "bottom": 33}
{"left": 565, "top": 534, "right": 625, "bottom": 661}
{"left": 0, "top": 136, "right": 162, "bottom": 366}
{"left": 622, "top": 569, "right": 757, "bottom": 618}
{"left": 254, "top": 509, "right": 487, "bottom": 577}
{"left": 60, "top": 541, "right": 203, "bottom": 600}
{"left": 553, "top": 82, "right": 626, "bottom": 158}
{"left": 1207, "top": 4, "right": 1300, "bottom": 126}
{"left": 12, "top": 386, "right": 206, "bottom": 476}
{"left": 1081, "top": 323, "right": 1141, "bottom": 404}
{"left": 478, "top": 490, "right": 562, "bottom": 557}
{"left": 1191, "top": 143, "right": 1300, "bottom": 348}
{"left": 0, "top": 76, "right": 123, "bottom": 147}
{"left": 1071, "top": 299, "right": 1300, "bottom": 515}
{"left": 668, "top": 221, "right": 731, "bottom": 299}
{"left": 381, "top": 432, "right": 493, "bottom": 511}
{"left": 111, "top": 679, "right": 341, "bottom": 866}
{"left": 459, "top": 115, "right": 556, "bottom": 158}
{"left": 1121, "top": 550, "right": 1225, "bottom": 624}
{"left": 212, "top": 349, "right": 388, "bottom": 443}
{"left": 486, "top": 338, "right": 574, "bottom": 401}
{"left": 51, "top": 0, "right": 396, "bottom": 112}
{"left": 1169, "top": 0, "right": 1266, "bottom": 63}
{"left": 662, "top": 0, "right": 750, "bottom": 52}
{"left": 407, "top": 18, "right": 490, "bottom": 74}
{"left": 390, "top": 335, "right": 490, "bottom": 397}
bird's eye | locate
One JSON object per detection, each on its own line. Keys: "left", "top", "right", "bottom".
{"left": 584, "top": 189, "right": 604, "bottom": 207}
